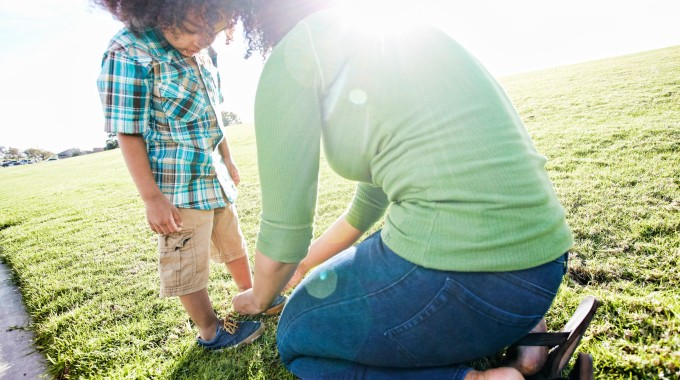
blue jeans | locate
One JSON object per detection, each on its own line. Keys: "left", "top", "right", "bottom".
{"left": 277, "top": 231, "right": 567, "bottom": 380}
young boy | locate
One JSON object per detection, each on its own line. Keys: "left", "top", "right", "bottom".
{"left": 94, "top": 0, "right": 283, "bottom": 350}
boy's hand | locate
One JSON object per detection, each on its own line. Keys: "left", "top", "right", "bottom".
{"left": 225, "top": 159, "right": 240, "bottom": 186}
{"left": 117, "top": 133, "right": 182, "bottom": 235}
{"left": 144, "top": 195, "right": 183, "bottom": 234}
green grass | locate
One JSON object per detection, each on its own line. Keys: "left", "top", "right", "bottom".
{"left": 1, "top": 45, "right": 678, "bottom": 379}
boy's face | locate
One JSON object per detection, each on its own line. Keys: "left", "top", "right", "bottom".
{"left": 162, "top": 10, "right": 229, "bottom": 57}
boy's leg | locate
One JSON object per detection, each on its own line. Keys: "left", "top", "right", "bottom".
{"left": 210, "top": 204, "right": 252, "bottom": 291}
{"left": 179, "top": 289, "right": 219, "bottom": 341}
{"left": 181, "top": 288, "right": 266, "bottom": 347}
{"left": 159, "top": 208, "right": 218, "bottom": 338}
{"left": 211, "top": 205, "right": 286, "bottom": 314}
{"left": 159, "top": 207, "right": 264, "bottom": 348}
{"left": 224, "top": 257, "right": 253, "bottom": 292}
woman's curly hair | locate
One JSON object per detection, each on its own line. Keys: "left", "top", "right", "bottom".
{"left": 237, "top": 0, "right": 337, "bottom": 58}
{"left": 226, "top": 0, "right": 270, "bottom": 59}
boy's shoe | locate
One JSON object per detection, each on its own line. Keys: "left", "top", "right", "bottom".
{"left": 263, "top": 294, "right": 287, "bottom": 316}
{"left": 196, "top": 316, "right": 265, "bottom": 350}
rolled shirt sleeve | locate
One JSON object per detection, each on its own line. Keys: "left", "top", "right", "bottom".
{"left": 97, "top": 49, "right": 152, "bottom": 135}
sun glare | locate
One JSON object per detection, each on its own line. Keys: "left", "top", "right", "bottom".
{"left": 340, "top": 0, "right": 430, "bottom": 34}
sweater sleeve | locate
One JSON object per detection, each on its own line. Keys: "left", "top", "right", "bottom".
{"left": 345, "top": 182, "right": 389, "bottom": 232}
{"left": 254, "top": 22, "right": 325, "bottom": 263}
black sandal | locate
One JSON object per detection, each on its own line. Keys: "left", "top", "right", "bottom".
{"left": 568, "top": 352, "right": 594, "bottom": 380}
{"left": 509, "top": 296, "right": 600, "bottom": 380}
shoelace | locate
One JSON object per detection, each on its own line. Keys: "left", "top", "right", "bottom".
{"left": 223, "top": 314, "right": 239, "bottom": 334}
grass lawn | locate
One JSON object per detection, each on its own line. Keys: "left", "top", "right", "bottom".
{"left": 1, "top": 45, "right": 678, "bottom": 379}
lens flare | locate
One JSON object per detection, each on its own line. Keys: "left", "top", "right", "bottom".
{"left": 305, "top": 269, "right": 338, "bottom": 299}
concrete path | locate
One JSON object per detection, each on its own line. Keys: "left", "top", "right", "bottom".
{"left": 0, "top": 262, "right": 47, "bottom": 379}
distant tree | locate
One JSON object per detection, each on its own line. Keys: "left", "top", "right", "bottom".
{"left": 221, "top": 111, "right": 241, "bottom": 127}
{"left": 105, "top": 133, "right": 119, "bottom": 150}
{"left": 24, "top": 148, "right": 54, "bottom": 161}
{"left": 6, "top": 147, "right": 23, "bottom": 160}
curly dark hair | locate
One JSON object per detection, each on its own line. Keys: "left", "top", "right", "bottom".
{"left": 92, "top": 0, "right": 335, "bottom": 58}
{"left": 91, "top": 0, "right": 239, "bottom": 44}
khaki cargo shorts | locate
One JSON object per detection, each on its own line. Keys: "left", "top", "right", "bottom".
{"left": 158, "top": 204, "right": 247, "bottom": 297}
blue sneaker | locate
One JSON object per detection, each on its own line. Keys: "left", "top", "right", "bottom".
{"left": 196, "top": 317, "right": 265, "bottom": 350}
{"left": 263, "top": 294, "right": 287, "bottom": 315}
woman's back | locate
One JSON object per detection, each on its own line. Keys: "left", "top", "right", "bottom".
{"left": 254, "top": 9, "right": 573, "bottom": 270}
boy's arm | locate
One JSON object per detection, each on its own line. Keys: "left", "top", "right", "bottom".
{"left": 117, "top": 133, "right": 182, "bottom": 234}
{"left": 217, "top": 138, "right": 240, "bottom": 186}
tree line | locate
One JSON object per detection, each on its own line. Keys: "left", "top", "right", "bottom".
{"left": 0, "top": 146, "right": 55, "bottom": 162}
{"left": 2, "top": 111, "right": 241, "bottom": 164}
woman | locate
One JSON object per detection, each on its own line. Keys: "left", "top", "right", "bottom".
{"left": 232, "top": 1, "right": 572, "bottom": 378}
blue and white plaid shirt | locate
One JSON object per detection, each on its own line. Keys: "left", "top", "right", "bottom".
{"left": 98, "top": 28, "right": 232, "bottom": 209}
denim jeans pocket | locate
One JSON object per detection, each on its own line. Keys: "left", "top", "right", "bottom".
{"left": 385, "top": 278, "right": 544, "bottom": 365}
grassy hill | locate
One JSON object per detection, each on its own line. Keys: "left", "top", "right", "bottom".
{"left": 1, "top": 45, "right": 678, "bottom": 379}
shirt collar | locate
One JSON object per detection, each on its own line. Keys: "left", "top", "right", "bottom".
{"left": 137, "top": 28, "right": 185, "bottom": 63}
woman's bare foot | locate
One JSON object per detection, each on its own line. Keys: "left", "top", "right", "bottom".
{"left": 505, "top": 319, "right": 549, "bottom": 376}
{"left": 465, "top": 367, "right": 524, "bottom": 380}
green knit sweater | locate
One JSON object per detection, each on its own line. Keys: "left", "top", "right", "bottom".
{"left": 254, "top": 10, "right": 573, "bottom": 271}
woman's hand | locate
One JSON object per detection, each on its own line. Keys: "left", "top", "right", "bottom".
{"left": 233, "top": 251, "right": 298, "bottom": 315}
{"left": 233, "top": 289, "right": 268, "bottom": 315}
{"left": 284, "top": 262, "right": 309, "bottom": 292}
{"left": 282, "top": 217, "right": 364, "bottom": 292}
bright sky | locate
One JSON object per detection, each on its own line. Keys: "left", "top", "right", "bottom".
{"left": 0, "top": 0, "right": 677, "bottom": 153}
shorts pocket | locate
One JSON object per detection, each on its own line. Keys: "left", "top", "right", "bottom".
{"left": 158, "top": 230, "right": 194, "bottom": 288}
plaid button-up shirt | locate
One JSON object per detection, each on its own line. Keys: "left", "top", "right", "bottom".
{"left": 98, "top": 28, "right": 233, "bottom": 209}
